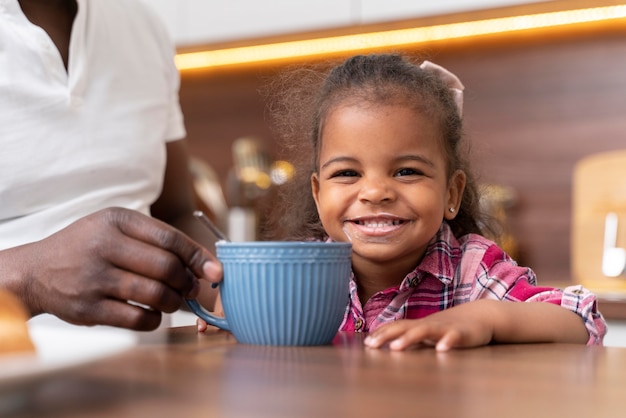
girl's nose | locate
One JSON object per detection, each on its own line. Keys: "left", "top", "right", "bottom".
{"left": 358, "top": 176, "right": 396, "bottom": 204}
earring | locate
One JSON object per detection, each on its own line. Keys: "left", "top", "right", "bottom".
{"left": 449, "top": 207, "right": 455, "bottom": 213}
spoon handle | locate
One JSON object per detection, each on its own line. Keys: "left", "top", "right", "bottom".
{"left": 193, "top": 210, "right": 230, "bottom": 242}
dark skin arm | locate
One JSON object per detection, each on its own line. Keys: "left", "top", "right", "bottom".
{"left": 0, "top": 207, "right": 222, "bottom": 330}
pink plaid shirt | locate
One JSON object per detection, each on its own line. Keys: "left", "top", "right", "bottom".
{"left": 339, "top": 222, "right": 606, "bottom": 345}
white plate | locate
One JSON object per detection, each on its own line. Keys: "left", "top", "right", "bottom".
{"left": 0, "top": 314, "right": 138, "bottom": 392}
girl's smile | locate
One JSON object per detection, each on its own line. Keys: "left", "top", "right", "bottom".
{"left": 311, "top": 102, "right": 465, "bottom": 276}
{"left": 343, "top": 214, "right": 410, "bottom": 242}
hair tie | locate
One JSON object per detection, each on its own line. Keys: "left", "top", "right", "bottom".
{"left": 419, "top": 60, "right": 464, "bottom": 117}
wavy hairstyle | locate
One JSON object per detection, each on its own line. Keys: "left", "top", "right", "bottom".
{"left": 264, "top": 53, "right": 492, "bottom": 241}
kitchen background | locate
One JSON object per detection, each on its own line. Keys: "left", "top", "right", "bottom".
{"left": 141, "top": 0, "right": 626, "bottom": 345}
{"left": 140, "top": 0, "right": 545, "bottom": 46}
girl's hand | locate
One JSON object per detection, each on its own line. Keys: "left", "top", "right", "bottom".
{"left": 196, "top": 318, "right": 209, "bottom": 332}
{"left": 196, "top": 293, "right": 224, "bottom": 332}
{"left": 363, "top": 300, "right": 496, "bottom": 352}
{"left": 363, "top": 299, "right": 590, "bottom": 351}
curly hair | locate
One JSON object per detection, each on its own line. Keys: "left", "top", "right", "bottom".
{"left": 263, "top": 53, "right": 492, "bottom": 241}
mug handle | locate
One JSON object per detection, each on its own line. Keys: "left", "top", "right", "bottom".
{"left": 185, "top": 299, "right": 231, "bottom": 332}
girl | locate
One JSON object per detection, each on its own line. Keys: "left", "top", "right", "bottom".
{"left": 264, "top": 53, "right": 606, "bottom": 351}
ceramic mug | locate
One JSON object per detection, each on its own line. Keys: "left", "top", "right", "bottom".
{"left": 186, "top": 241, "right": 352, "bottom": 346}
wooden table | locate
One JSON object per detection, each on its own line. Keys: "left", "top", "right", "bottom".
{"left": 4, "top": 327, "right": 626, "bottom": 418}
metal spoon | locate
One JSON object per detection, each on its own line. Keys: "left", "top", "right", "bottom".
{"left": 193, "top": 210, "right": 230, "bottom": 242}
{"left": 193, "top": 210, "right": 229, "bottom": 289}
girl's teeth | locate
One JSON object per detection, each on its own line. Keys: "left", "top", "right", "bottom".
{"left": 360, "top": 220, "right": 401, "bottom": 227}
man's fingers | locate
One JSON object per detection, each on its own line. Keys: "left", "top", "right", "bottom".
{"left": 101, "top": 268, "right": 183, "bottom": 314}
{"left": 104, "top": 233, "right": 197, "bottom": 294}
{"left": 63, "top": 296, "right": 163, "bottom": 331}
{"left": 106, "top": 208, "right": 217, "bottom": 280}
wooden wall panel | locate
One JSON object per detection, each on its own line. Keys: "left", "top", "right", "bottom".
{"left": 180, "top": 27, "right": 626, "bottom": 284}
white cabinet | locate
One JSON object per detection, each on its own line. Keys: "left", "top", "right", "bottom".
{"left": 141, "top": 0, "right": 353, "bottom": 47}
{"left": 359, "top": 0, "right": 544, "bottom": 23}
{"left": 177, "top": 0, "right": 354, "bottom": 46}
{"left": 140, "top": 0, "right": 544, "bottom": 47}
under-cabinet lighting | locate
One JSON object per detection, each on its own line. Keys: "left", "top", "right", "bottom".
{"left": 175, "top": 5, "right": 626, "bottom": 71}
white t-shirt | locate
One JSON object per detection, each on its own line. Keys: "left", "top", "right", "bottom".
{"left": 0, "top": 0, "right": 186, "bottom": 249}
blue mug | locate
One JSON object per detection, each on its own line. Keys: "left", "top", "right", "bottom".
{"left": 186, "top": 241, "right": 352, "bottom": 346}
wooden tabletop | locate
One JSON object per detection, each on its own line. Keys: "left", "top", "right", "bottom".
{"left": 4, "top": 326, "right": 626, "bottom": 418}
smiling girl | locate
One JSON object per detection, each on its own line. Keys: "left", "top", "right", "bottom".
{"left": 265, "top": 53, "right": 606, "bottom": 351}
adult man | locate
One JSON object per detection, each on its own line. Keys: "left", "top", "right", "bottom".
{"left": 0, "top": 0, "right": 219, "bottom": 330}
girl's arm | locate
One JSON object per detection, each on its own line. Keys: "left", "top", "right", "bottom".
{"left": 363, "top": 299, "right": 589, "bottom": 351}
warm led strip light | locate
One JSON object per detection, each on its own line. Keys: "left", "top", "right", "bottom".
{"left": 175, "top": 5, "right": 626, "bottom": 71}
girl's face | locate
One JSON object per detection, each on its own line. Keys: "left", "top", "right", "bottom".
{"left": 311, "top": 103, "right": 465, "bottom": 268}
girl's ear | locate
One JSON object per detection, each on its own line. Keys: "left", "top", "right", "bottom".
{"left": 311, "top": 172, "right": 322, "bottom": 213}
{"left": 445, "top": 170, "right": 466, "bottom": 220}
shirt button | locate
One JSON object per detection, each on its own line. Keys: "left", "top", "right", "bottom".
{"left": 571, "top": 288, "right": 585, "bottom": 295}
{"left": 354, "top": 318, "right": 363, "bottom": 331}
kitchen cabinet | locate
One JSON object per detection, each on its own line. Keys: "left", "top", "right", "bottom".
{"left": 140, "top": 0, "right": 543, "bottom": 47}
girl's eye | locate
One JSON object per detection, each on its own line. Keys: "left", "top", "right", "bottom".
{"left": 395, "top": 167, "right": 423, "bottom": 177}
{"left": 330, "top": 169, "right": 359, "bottom": 178}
